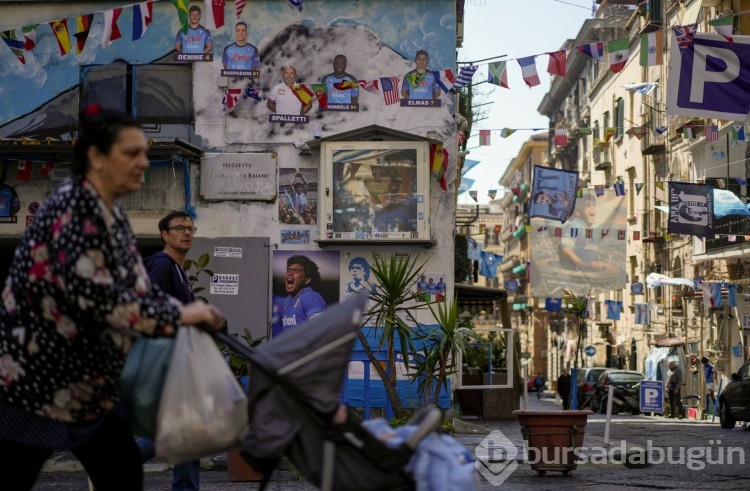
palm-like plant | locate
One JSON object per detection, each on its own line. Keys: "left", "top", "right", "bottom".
{"left": 561, "top": 289, "right": 589, "bottom": 363}
{"left": 411, "top": 295, "right": 480, "bottom": 407}
{"left": 183, "top": 253, "right": 264, "bottom": 380}
{"left": 360, "top": 253, "right": 427, "bottom": 419}
{"left": 561, "top": 289, "right": 590, "bottom": 409}
{"left": 183, "top": 253, "right": 214, "bottom": 302}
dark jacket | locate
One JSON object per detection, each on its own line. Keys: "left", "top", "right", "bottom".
{"left": 143, "top": 251, "right": 195, "bottom": 304}
{"left": 557, "top": 374, "right": 571, "bottom": 396}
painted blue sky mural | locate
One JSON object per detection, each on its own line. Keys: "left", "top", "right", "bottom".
{"left": 0, "top": 0, "right": 455, "bottom": 127}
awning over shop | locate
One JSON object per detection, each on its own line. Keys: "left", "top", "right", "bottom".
{"left": 655, "top": 337, "right": 700, "bottom": 347}
{"left": 455, "top": 284, "right": 507, "bottom": 307}
{"left": 455, "top": 284, "right": 511, "bottom": 331}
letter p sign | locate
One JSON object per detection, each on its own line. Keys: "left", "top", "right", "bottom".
{"left": 639, "top": 380, "right": 664, "bottom": 413}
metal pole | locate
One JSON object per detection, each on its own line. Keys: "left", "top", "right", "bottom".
{"left": 604, "top": 385, "right": 615, "bottom": 446}
{"left": 700, "top": 309, "right": 705, "bottom": 417}
{"left": 570, "top": 315, "right": 579, "bottom": 409}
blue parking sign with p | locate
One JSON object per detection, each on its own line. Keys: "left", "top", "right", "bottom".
{"left": 640, "top": 380, "right": 663, "bottom": 413}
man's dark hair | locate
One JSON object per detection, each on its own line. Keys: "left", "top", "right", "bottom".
{"left": 159, "top": 211, "right": 193, "bottom": 232}
{"left": 158, "top": 211, "right": 193, "bottom": 244}
{"left": 189, "top": 5, "right": 201, "bottom": 14}
{"left": 701, "top": 356, "right": 709, "bottom": 364}
{"left": 236, "top": 21, "right": 248, "bottom": 29}
{"left": 287, "top": 255, "right": 321, "bottom": 286}
{"left": 416, "top": 49, "right": 429, "bottom": 59}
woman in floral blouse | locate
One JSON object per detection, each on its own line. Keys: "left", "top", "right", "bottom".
{"left": 0, "top": 107, "right": 225, "bottom": 490}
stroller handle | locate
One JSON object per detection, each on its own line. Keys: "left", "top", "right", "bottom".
{"left": 404, "top": 405, "right": 443, "bottom": 450}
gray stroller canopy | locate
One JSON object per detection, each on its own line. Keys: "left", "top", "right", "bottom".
{"left": 242, "top": 293, "right": 367, "bottom": 456}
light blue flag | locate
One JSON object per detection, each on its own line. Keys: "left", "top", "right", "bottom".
{"left": 458, "top": 177, "right": 474, "bottom": 194}
{"left": 713, "top": 189, "right": 750, "bottom": 218}
{"left": 461, "top": 159, "right": 481, "bottom": 175}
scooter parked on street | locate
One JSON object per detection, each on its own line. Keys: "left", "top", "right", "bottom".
{"left": 597, "top": 382, "right": 641, "bottom": 415}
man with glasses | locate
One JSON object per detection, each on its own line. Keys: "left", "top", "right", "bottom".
{"left": 143, "top": 210, "right": 201, "bottom": 491}
{"left": 277, "top": 255, "right": 327, "bottom": 337}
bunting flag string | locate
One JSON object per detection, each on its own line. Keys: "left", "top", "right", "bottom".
{"left": 0, "top": 0, "right": 315, "bottom": 65}
{"left": 6, "top": 3, "right": 750, "bottom": 94}
{"left": 7, "top": 5, "right": 750, "bottom": 132}
{"left": 464, "top": 121, "right": 750, "bottom": 144}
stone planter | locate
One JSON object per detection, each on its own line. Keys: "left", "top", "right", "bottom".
{"left": 512, "top": 409, "right": 593, "bottom": 476}
{"left": 227, "top": 450, "right": 264, "bottom": 482}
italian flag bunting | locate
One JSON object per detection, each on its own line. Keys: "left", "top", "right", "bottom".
{"left": 709, "top": 16, "right": 733, "bottom": 44}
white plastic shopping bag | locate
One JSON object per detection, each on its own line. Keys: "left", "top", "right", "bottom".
{"left": 155, "top": 326, "right": 249, "bottom": 464}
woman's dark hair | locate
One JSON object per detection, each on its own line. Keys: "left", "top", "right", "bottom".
{"left": 73, "top": 105, "right": 141, "bottom": 175}
{"left": 287, "top": 255, "right": 321, "bottom": 286}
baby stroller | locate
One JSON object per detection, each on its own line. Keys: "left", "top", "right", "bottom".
{"left": 217, "top": 293, "right": 474, "bottom": 491}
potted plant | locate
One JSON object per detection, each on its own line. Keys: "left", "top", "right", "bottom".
{"left": 512, "top": 289, "right": 593, "bottom": 477}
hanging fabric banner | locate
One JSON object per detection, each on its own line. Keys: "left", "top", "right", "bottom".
{"left": 667, "top": 33, "right": 750, "bottom": 119}
{"left": 530, "top": 189, "right": 627, "bottom": 296}
{"left": 528, "top": 165, "right": 579, "bottom": 223}
{"left": 667, "top": 182, "right": 714, "bottom": 238}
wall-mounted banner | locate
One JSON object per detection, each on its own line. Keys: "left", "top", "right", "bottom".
{"left": 528, "top": 165, "right": 579, "bottom": 223}
{"left": 200, "top": 152, "right": 277, "bottom": 201}
{"left": 667, "top": 182, "right": 714, "bottom": 238}
{"left": 530, "top": 189, "right": 627, "bottom": 297}
{"left": 667, "top": 33, "right": 750, "bottom": 120}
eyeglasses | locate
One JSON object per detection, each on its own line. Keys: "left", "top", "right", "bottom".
{"left": 168, "top": 225, "right": 197, "bottom": 233}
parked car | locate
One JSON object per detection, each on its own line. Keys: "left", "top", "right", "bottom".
{"left": 576, "top": 367, "right": 607, "bottom": 408}
{"left": 526, "top": 375, "right": 545, "bottom": 393}
{"left": 591, "top": 369, "right": 644, "bottom": 414}
{"left": 719, "top": 358, "right": 750, "bottom": 428}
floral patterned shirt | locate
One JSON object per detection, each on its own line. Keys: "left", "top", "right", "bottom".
{"left": 0, "top": 175, "right": 181, "bottom": 424}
